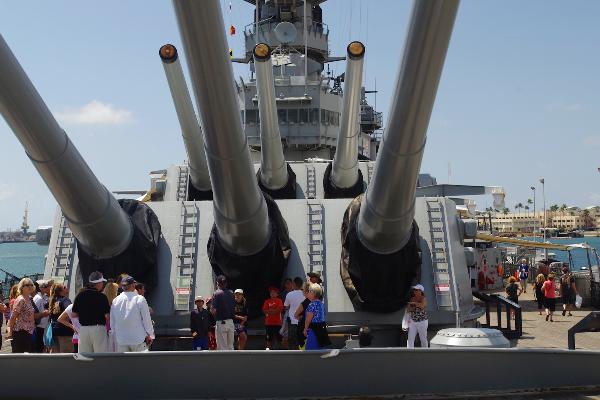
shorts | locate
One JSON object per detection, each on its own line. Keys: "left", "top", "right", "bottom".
{"left": 562, "top": 290, "right": 575, "bottom": 305}
{"left": 265, "top": 325, "right": 281, "bottom": 342}
{"left": 234, "top": 323, "right": 247, "bottom": 336}
{"left": 192, "top": 336, "right": 209, "bottom": 350}
{"left": 544, "top": 297, "right": 556, "bottom": 311}
{"left": 508, "top": 296, "right": 519, "bottom": 305}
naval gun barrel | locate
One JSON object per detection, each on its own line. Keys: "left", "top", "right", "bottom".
{"left": 0, "top": 34, "right": 133, "bottom": 259}
{"left": 173, "top": 0, "right": 270, "bottom": 255}
{"left": 331, "top": 41, "right": 366, "bottom": 190}
{"left": 159, "top": 44, "right": 211, "bottom": 193}
{"left": 357, "top": 0, "right": 459, "bottom": 254}
{"left": 253, "top": 43, "right": 289, "bottom": 191}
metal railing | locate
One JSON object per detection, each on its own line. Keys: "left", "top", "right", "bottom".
{"left": 244, "top": 18, "right": 329, "bottom": 37}
{"left": 568, "top": 311, "right": 600, "bottom": 350}
{"left": 0, "top": 267, "right": 44, "bottom": 300}
{"left": 473, "top": 291, "right": 522, "bottom": 339}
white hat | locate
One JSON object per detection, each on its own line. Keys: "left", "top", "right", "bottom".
{"left": 89, "top": 271, "right": 107, "bottom": 284}
{"left": 194, "top": 295, "right": 204, "bottom": 302}
{"left": 412, "top": 284, "right": 425, "bottom": 292}
{"left": 234, "top": 288, "right": 244, "bottom": 294}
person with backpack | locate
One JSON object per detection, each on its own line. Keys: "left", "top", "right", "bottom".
{"left": 560, "top": 266, "right": 578, "bottom": 317}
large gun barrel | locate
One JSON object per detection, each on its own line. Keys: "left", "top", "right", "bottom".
{"left": 0, "top": 34, "right": 133, "bottom": 259}
{"left": 357, "top": 0, "right": 459, "bottom": 254}
{"left": 159, "top": 44, "right": 211, "bottom": 193}
{"left": 253, "top": 43, "right": 289, "bottom": 191}
{"left": 330, "top": 41, "right": 365, "bottom": 190}
{"left": 173, "top": 0, "right": 270, "bottom": 255}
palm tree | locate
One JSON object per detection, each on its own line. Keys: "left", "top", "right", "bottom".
{"left": 560, "top": 204, "right": 568, "bottom": 216}
{"left": 550, "top": 204, "right": 560, "bottom": 229}
{"left": 582, "top": 209, "right": 594, "bottom": 229}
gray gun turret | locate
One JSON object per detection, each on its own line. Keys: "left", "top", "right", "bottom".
{"left": 253, "top": 43, "right": 296, "bottom": 199}
{"left": 0, "top": 34, "right": 133, "bottom": 260}
{"left": 326, "top": 41, "right": 366, "bottom": 198}
{"left": 159, "top": 44, "right": 211, "bottom": 199}
{"left": 341, "top": 0, "right": 460, "bottom": 311}
{"left": 173, "top": 0, "right": 290, "bottom": 315}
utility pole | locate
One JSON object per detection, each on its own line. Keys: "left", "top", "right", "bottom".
{"left": 540, "top": 178, "right": 547, "bottom": 259}
{"left": 530, "top": 186, "right": 536, "bottom": 239}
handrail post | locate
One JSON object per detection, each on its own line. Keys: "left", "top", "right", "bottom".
{"left": 506, "top": 303, "right": 511, "bottom": 332}
{"left": 496, "top": 299, "right": 502, "bottom": 330}
{"left": 516, "top": 306, "right": 522, "bottom": 337}
{"left": 485, "top": 300, "right": 491, "bottom": 327}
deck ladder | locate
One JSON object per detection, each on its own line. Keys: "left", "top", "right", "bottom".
{"left": 426, "top": 199, "right": 454, "bottom": 311}
{"left": 176, "top": 165, "right": 189, "bottom": 201}
{"left": 367, "top": 162, "right": 374, "bottom": 185}
{"left": 50, "top": 213, "right": 77, "bottom": 287}
{"left": 306, "top": 164, "right": 317, "bottom": 199}
{"left": 307, "top": 201, "right": 325, "bottom": 278}
{"left": 175, "top": 202, "right": 199, "bottom": 311}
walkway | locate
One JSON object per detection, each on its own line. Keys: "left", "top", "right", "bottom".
{"left": 477, "top": 287, "right": 600, "bottom": 350}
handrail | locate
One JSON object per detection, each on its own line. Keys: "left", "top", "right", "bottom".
{"left": 0, "top": 268, "right": 44, "bottom": 300}
{"left": 473, "top": 291, "right": 522, "bottom": 339}
{"left": 567, "top": 311, "right": 600, "bottom": 350}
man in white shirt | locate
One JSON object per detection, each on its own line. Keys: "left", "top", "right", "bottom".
{"left": 284, "top": 277, "right": 306, "bottom": 350}
{"left": 110, "top": 275, "right": 154, "bottom": 352}
{"left": 33, "top": 279, "right": 53, "bottom": 353}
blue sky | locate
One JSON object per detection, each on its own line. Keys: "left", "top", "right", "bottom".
{"left": 1, "top": 0, "right": 599, "bottom": 230}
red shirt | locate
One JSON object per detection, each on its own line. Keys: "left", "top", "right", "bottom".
{"left": 262, "top": 298, "right": 283, "bottom": 326}
{"left": 542, "top": 280, "right": 557, "bottom": 299}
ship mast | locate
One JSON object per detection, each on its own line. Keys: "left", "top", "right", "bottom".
{"left": 21, "top": 201, "right": 29, "bottom": 235}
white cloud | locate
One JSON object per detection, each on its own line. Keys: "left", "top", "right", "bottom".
{"left": 56, "top": 100, "right": 133, "bottom": 125}
{"left": 0, "top": 184, "right": 15, "bottom": 201}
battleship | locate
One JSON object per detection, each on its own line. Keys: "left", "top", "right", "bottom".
{"left": 1, "top": 0, "right": 600, "bottom": 399}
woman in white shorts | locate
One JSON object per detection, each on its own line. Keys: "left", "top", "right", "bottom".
{"left": 407, "top": 284, "right": 428, "bottom": 348}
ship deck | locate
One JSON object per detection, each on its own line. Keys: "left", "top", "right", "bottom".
{"left": 477, "top": 288, "right": 600, "bottom": 350}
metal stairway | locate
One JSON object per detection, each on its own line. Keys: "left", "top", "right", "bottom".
{"left": 176, "top": 165, "right": 189, "bottom": 201}
{"left": 175, "top": 202, "right": 199, "bottom": 311}
{"left": 426, "top": 199, "right": 454, "bottom": 310}
{"left": 306, "top": 164, "right": 316, "bottom": 199}
{"left": 306, "top": 201, "right": 325, "bottom": 277}
{"left": 50, "top": 213, "right": 77, "bottom": 286}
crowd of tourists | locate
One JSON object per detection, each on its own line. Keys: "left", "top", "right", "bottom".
{"left": 505, "top": 259, "right": 579, "bottom": 322}
{"left": 1, "top": 267, "right": 435, "bottom": 352}
{"left": 192, "top": 272, "right": 331, "bottom": 351}
{"left": 0, "top": 271, "right": 154, "bottom": 354}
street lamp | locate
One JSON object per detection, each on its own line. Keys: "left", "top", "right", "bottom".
{"left": 530, "top": 186, "right": 536, "bottom": 239}
{"left": 539, "top": 178, "right": 547, "bottom": 259}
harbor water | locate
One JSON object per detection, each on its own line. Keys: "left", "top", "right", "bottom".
{"left": 0, "top": 242, "right": 48, "bottom": 277}
{"left": 1, "top": 237, "right": 600, "bottom": 279}
{"left": 503, "top": 236, "right": 600, "bottom": 270}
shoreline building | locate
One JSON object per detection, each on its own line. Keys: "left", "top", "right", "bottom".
{"left": 476, "top": 207, "right": 600, "bottom": 234}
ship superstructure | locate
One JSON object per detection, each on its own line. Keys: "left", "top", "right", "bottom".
{"left": 237, "top": 0, "right": 380, "bottom": 161}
